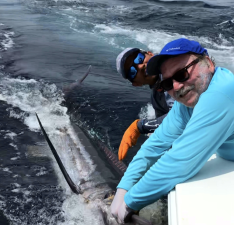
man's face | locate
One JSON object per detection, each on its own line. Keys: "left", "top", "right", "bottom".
{"left": 124, "top": 51, "right": 157, "bottom": 86}
{"left": 160, "top": 54, "right": 214, "bottom": 108}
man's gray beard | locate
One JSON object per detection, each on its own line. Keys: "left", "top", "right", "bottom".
{"left": 175, "top": 71, "right": 213, "bottom": 108}
{"left": 174, "top": 85, "right": 195, "bottom": 100}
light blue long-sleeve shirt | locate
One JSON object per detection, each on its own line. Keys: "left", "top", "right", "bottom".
{"left": 117, "top": 67, "right": 234, "bottom": 211}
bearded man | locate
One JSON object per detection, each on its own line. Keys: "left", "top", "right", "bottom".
{"left": 111, "top": 38, "right": 234, "bottom": 224}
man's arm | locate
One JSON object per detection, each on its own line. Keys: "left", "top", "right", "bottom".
{"left": 118, "top": 114, "right": 168, "bottom": 161}
{"left": 118, "top": 114, "right": 169, "bottom": 160}
{"left": 123, "top": 92, "right": 234, "bottom": 211}
{"left": 117, "top": 101, "right": 190, "bottom": 191}
{"left": 118, "top": 91, "right": 175, "bottom": 160}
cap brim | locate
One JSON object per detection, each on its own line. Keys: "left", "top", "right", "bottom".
{"left": 147, "top": 50, "right": 190, "bottom": 76}
{"left": 147, "top": 55, "right": 166, "bottom": 76}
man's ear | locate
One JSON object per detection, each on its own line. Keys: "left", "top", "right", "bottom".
{"left": 147, "top": 51, "right": 154, "bottom": 57}
{"left": 206, "top": 55, "right": 215, "bottom": 71}
{"left": 132, "top": 82, "right": 143, "bottom": 87}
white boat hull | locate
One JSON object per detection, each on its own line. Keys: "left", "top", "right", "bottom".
{"left": 168, "top": 154, "right": 234, "bottom": 225}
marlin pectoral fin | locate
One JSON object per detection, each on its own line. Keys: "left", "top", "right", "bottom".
{"left": 35, "top": 113, "right": 80, "bottom": 195}
{"left": 63, "top": 65, "right": 92, "bottom": 96}
{"left": 78, "top": 65, "right": 92, "bottom": 84}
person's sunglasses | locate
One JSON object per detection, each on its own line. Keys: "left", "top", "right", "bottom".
{"left": 127, "top": 52, "right": 146, "bottom": 82}
{"left": 160, "top": 57, "right": 201, "bottom": 91}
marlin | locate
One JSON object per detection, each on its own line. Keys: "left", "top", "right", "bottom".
{"left": 35, "top": 118, "right": 154, "bottom": 225}
{"left": 35, "top": 65, "right": 166, "bottom": 224}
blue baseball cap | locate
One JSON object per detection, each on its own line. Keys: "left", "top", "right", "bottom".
{"left": 147, "top": 38, "right": 208, "bottom": 75}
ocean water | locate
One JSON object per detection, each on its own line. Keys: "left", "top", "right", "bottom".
{"left": 0, "top": 0, "right": 234, "bottom": 224}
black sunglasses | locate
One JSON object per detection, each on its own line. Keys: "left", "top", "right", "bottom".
{"left": 160, "top": 57, "right": 201, "bottom": 91}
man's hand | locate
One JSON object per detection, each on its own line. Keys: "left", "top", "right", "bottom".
{"left": 118, "top": 119, "right": 140, "bottom": 160}
{"left": 111, "top": 189, "right": 127, "bottom": 220}
{"left": 117, "top": 201, "right": 138, "bottom": 224}
{"left": 111, "top": 188, "right": 138, "bottom": 224}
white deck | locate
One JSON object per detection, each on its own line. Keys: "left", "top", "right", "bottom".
{"left": 168, "top": 154, "right": 234, "bottom": 225}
